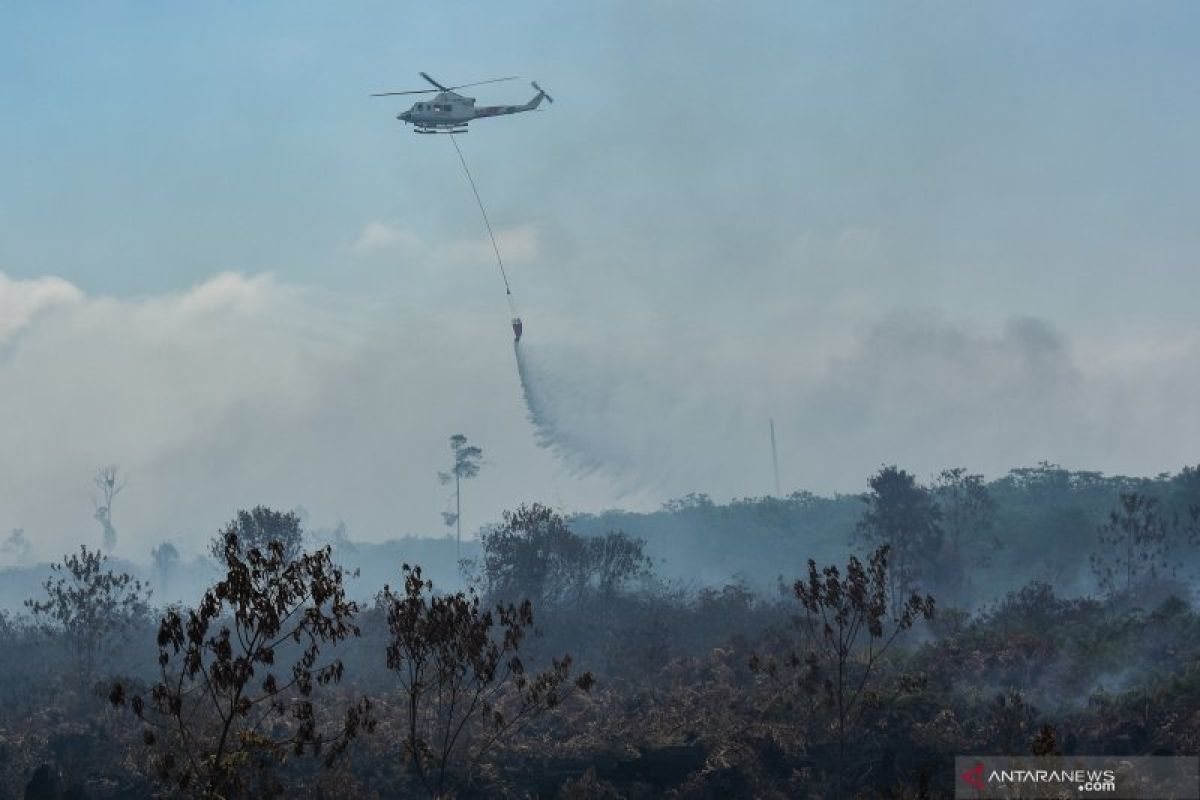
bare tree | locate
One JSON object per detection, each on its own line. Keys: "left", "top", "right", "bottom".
{"left": 112, "top": 514, "right": 372, "bottom": 797}
{"left": 438, "top": 434, "right": 483, "bottom": 557}
{"left": 379, "top": 563, "right": 592, "bottom": 797}
{"left": 26, "top": 544, "right": 151, "bottom": 685}
{"left": 92, "top": 465, "right": 126, "bottom": 552}
{"left": 752, "top": 545, "right": 934, "bottom": 799}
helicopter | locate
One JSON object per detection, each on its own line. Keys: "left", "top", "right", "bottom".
{"left": 371, "top": 72, "right": 554, "bottom": 134}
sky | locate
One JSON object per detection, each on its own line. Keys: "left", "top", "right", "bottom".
{"left": 1, "top": 2, "right": 1199, "bottom": 560}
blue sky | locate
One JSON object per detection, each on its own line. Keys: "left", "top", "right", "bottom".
{"left": 4, "top": 2, "right": 1198, "bottom": 319}
{"left": 2, "top": 2, "right": 1199, "bottom": 556}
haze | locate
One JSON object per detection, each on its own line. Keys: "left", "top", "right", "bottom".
{"left": 2, "top": 1, "right": 1198, "bottom": 561}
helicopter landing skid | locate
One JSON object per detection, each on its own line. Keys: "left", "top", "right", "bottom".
{"left": 415, "top": 126, "right": 468, "bottom": 135}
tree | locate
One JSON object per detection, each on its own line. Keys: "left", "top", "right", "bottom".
{"left": 112, "top": 514, "right": 372, "bottom": 797}
{"left": 856, "top": 466, "right": 942, "bottom": 616}
{"left": 479, "top": 504, "right": 580, "bottom": 607}
{"left": 660, "top": 493, "right": 715, "bottom": 513}
{"left": 587, "top": 530, "right": 652, "bottom": 599}
{"left": 151, "top": 541, "right": 180, "bottom": 596}
{"left": 1090, "top": 492, "right": 1172, "bottom": 596}
{"left": 209, "top": 506, "right": 304, "bottom": 566}
{"left": 753, "top": 545, "right": 934, "bottom": 799}
{"left": 477, "top": 504, "right": 651, "bottom": 609}
{"left": 92, "top": 465, "right": 125, "bottom": 552}
{"left": 1, "top": 528, "right": 31, "bottom": 565}
{"left": 26, "top": 544, "right": 151, "bottom": 685}
{"left": 438, "top": 434, "right": 483, "bottom": 558}
{"left": 379, "top": 563, "right": 592, "bottom": 797}
{"left": 932, "top": 467, "right": 1000, "bottom": 600}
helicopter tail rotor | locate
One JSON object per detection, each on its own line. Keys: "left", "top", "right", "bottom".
{"left": 531, "top": 81, "right": 554, "bottom": 104}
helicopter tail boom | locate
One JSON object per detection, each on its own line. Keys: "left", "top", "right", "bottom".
{"left": 472, "top": 83, "right": 553, "bottom": 119}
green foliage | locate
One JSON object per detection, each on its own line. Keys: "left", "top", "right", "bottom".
{"left": 856, "top": 467, "right": 943, "bottom": 615}
{"left": 1090, "top": 492, "right": 1174, "bottom": 597}
{"left": 444, "top": 434, "right": 483, "bottom": 482}
{"left": 933, "top": 468, "right": 1000, "bottom": 601}
{"left": 478, "top": 503, "right": 651, "bottom": 608}
{"left": 437, "top": 433, "right": 485, "bottom": 551}
{"left": 208, "top": 506, "right": 305, "bottom": 567}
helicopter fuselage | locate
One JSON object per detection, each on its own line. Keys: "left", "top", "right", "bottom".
{"left": 397, "top": 89, "right": 546, "bottom": 132}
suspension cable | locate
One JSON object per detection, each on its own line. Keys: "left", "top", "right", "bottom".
{"left": 449, "top": 133, "right": 512, "bottom": 295}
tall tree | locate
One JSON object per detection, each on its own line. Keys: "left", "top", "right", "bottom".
{"left": 92, "top": 465, "right": 125, "bottom": 552}
{"left": 150, "top": 540, "right": 180, "bottom": 597}
{"left": 438, "top": 434, "right": 483, "bottom": 557}
{"left": 478, "top": 504, "right": 578, "bottom": 607}
{"left": 1090, "top": 492, "right": 1172, "bottom": 596}
{"left": 477, "top": 504, "right": 651, "bottom": 608}
{"left": 856, "top": 466, "right": 942, "bottom": 616}
{"left": 587, "top": 530, "right": 653, "bottom": 599}
{"left": 933, "top": 467, "right": 1000, "bottom": 600}
{"left": 1, "top": 528, "right": 31, "bottom": 565}
{"left": 209, "top": 506, "right": 305, "bottom": 566}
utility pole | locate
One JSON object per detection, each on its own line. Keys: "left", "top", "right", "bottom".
{"left": 769, "top": 419, "right": 781, "bottom": 497}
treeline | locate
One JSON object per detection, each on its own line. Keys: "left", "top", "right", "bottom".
{"left": 1, "top": 462, "right": 1199, "bottom": 797}
{"left": 573, "top": 462, "right": 1200, "bottom": 604}
{"left": 6, "top": 461, "right": 1197, "bottom": 613}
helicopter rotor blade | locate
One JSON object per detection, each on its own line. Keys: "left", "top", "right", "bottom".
{"left": 370, "top": 89, "right": 438, "bottom": 97}
{"left": 447, "top": 75, "right": 520, "bottom": 91}
{"left": 420, "top": 72, "right": 450, "bottom": 91}
{"left": 371, "top": 74, "right": 520, "bottom": 98}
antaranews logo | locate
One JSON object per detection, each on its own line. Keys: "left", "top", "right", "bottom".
{"left": 960, "top": 761, "right": 985, "bottom": 791}
{"left": 954, "top": 755, "right": 1199, "bottom": 799}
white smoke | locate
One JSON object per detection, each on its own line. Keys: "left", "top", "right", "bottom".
{"left": 3, "top": 267, "right": 1198, "bottom": 564}
{"left": 0, "top": 273, "right": 83, "bottom": 345}
{"left": 512, "top": 310, "right": 1200, "bottom": 499}
{"left": 0, "top": 270, "right": 603, "bottom": 563}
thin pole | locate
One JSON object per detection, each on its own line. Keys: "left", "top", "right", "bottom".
{"left": 770, "top": 419, "right": 781, "bottom": 497}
